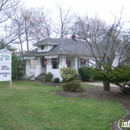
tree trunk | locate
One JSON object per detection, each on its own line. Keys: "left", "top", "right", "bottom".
{"left": 103, "top": 81, "right": 110, "bottom": 91}
{"left": 18, "top": 35, "right": 23, "bottom": 55}
{"left": 24, "top": 20, "right": 29, "bottom": 51}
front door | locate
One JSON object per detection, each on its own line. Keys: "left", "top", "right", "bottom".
{"left": 41, "top": 57, "right": 47, "bottom": 74}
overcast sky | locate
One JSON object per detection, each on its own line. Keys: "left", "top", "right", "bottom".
{"left": 21, "top": 0, "right": 130, "bottom": 50}
{"left": 23, "top": 0, "right": 130, "bottom": 23}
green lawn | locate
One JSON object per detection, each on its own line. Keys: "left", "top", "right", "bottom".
{"left": 0, "top": 81, "right": 126, "bottom": 130}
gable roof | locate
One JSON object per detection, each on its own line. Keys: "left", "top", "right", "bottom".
{"left": 25, "top": 38, "right": 95, "bottom": 57}
{"left": 33, "top": 38, "right": 59, "bottom": 46}
{"left": 44, "top": 38, "right": 93, "bottom": 56}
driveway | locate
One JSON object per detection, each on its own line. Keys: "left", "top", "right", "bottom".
{"left": 82, "top": 82, "right": 118, "bottom": 87}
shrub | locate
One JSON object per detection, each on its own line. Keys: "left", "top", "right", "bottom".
{"left": 12, "top": 54, "right": 24, "bottom": 79}
{"left": 120, "top": 87, "right": 130, "bottom": 95}
{"left": 79, "top": 67, "right": 93, "bottom": 81}
{"left": 60, "top": 67, "right": 78, "bottom": 82}
{"left": 62, "top": 81, "right": 84, "bottom": 92}
{"left": 45, "top": 72, "right": 53, "bottom": 82}
{"left": 54, "top": 78, "right": 60, "bottom": 83}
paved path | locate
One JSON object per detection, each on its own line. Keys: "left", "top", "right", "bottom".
{"left": 82, "top": 82, "right": 118, "bottom": 87}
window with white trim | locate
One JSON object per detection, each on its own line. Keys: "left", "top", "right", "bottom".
{"left": 52, "top": 58, "right": 59, "bottom": 69}
{"left": 80, "top": 58, "right": 86, "bottom": 67}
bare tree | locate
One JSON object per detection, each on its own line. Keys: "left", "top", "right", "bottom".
{"left": 0, "top": 0, "right": 21, "bottom": 48}
{"left": 2, "top": 20, "right": 23, "bottom": 50}
{"left": 28, "top": 8, "right": 52, "bottom": 42}
{"left": 117, "top": 31, "right": 130, "bottom": 67}
{"left": 54, "top": 4, "right": 74, "bottom": 38}
{"left": 74, "top": 13, "right": 130, "bottom": 91}
{"left": 0, "top": 0, "right": 21, "bottom": 24}
{"left": 20, "top": 8, "right": 42, "bottom": 51}
{"left": 9, "top": 16, "right": 25, "bottom": 54}
{"left": 5, "top": 7, "right": 51, "bottom": 52}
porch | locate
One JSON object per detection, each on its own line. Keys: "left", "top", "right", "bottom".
{"left": 25, "top": 55, "right": 95, "bottom": 81}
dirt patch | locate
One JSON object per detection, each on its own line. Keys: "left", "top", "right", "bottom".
{"left": 55, "top": 86, "right": 130, "bottom": 130}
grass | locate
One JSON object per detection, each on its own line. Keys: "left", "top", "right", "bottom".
{"left": 0, "top": 81, "right": 126, "bottom": 130}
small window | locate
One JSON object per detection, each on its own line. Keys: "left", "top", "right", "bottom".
{"left": 41, "top": 45, "right": 44, "bottom": 50}
{"left": 52, "top": 58, "right": 59, "bottom": 69}
{"left": 80, "top": 58, "right": 86, "bottom": 67}
{"left": 66, "top": 59, "right": 71, "bottom": 67}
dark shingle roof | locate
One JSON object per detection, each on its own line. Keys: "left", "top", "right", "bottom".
{"left": 33, "top": 38, "right": 59, "bottom": 46}
{"left": 25, "top": 38, "right": 95, "bottom": 57}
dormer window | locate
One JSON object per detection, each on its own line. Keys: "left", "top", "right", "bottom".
{"left": 41, "top": 45, "right": 44, "bottom": 50}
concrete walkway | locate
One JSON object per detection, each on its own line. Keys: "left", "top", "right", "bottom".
{"left": 82, "top": 82, "right": 118, "bottom": 87}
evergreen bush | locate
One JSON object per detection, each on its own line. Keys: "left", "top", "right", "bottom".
{"left": 54, "top": 77, "right": 60, "bottom": 83}
{"left": 62, "top": 81, "right": 84, "bottom": 92}
{"left": 79, "top": 67, "right": 93, "bottom": 81}
{"left": 45, "top": 72, "right": 53, "bottom": 82}
{"left": 12, "top": 54, "right": 24, "bottom": 79}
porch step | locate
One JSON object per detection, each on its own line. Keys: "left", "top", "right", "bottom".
{"left": 36, "top": 73, "right": 46, "bottom": 81}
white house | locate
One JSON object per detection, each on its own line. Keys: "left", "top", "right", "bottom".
{"left": 25, "top": 37, "right": 97, "bottom": 81}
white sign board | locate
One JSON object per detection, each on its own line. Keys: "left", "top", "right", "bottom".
{"left": 24, "top": 57, "right": 35, "bottom": 60}
{"left": 45, "top": 55, "right": 58, "bottom": 59}
{"left": 0, "top": 49, "right": 12, "bottom": 86}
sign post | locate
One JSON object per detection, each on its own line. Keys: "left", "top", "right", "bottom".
{"left": 0, "top": 49, "right": 12, "bottom": 87}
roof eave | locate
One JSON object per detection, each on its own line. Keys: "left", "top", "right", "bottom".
{"left": 24, "top": 52, "right": 94, "bottom": 57}
{"left": 33, "top": 42, "right": 58, "bottom": 46}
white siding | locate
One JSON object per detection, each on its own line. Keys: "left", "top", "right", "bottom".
{"left": 46, "top": 56, "right": 67, "bottom": 81}
{"left": 26, "top": 57, "right": 41, "bottom": 79}
{"left": 88, "top": 58, "right": 96, "bottom": 67}
{"left": 25, "top": 55, "right": 97, "bottom": 81}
